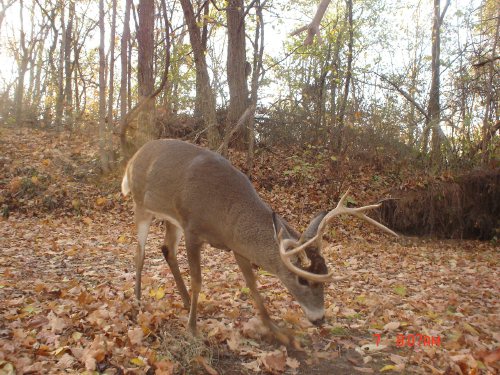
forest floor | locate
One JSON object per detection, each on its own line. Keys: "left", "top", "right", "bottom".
{"left": 0, "top": 125, "right": 499, "bottom": 374}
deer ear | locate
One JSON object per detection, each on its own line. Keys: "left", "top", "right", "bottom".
{"left": 300, "top": 211, "right": 328, "bottom": 243}
{"left": 272, "top": 212, "right": 280, "bottom": 242}
{"left": 272, "top": 212, "right": 297, "bottom": 244}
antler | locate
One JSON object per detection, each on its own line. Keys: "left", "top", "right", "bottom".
{"left": 278, "top": 232, "right": 335, "bottom": 282}
{"left": 279, "top": 189, "right": 398, "bottom": 283}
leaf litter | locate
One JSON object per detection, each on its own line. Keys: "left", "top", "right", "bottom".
{"left": 0, "top": 127, "right": 499, "bottom": 374}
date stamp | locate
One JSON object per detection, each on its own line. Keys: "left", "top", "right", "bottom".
{"left": 373, "top": 333, "right": 441, "bottom": 347}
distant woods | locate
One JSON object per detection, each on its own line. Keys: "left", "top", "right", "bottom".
{"left": 0, "top": 0, "right": 498, "bottom": 171}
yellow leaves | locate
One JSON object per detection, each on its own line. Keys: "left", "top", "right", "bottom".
{"left": 149, "top": 287, "right": 165, "bottom": 300}
{"left": 117, "top": 234, "right": 128, "bottom": 243}
{"left": 42, "top": 158, "right": 51, "bottom": 166}
{"left": 392, "top": 285, "right": 407, "bottom": 297}
{"left": 130, "top": 357, "right": 146, "bottom": 367}
{"left": 72, "top": 199, "right": 81, "bottom": 210}
{"left": 380, "top": 364, "right": 397, "bottom": 372}
{"left": 0, "top": 360, "right": 15, "bottom": 375}
{"left": 283, "top": 310, "right": 302, "bottom": 325}
{"left": 82, "top": 217, "right": 93, "bottom": 225}
{"left": 95, "top": 197, "right": 107, "bottom": 206}
{"left": 462, "top": 322, "right": 480, "bottom": 336}
{"left": 30, "top": 176, "right": 39, "bottom": 185}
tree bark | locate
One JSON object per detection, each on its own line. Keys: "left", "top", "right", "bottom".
{"left": 98, "top": 0, "right": 110, "bottom": 173}
{"left": 426, "top": 0, "right": 450, "bottom": 168}
{"left": 120, "top": 0, "right": 132, "bottom": 155}
{"left": 225, "top": 0, "right": 249, "bottom": 151}
{"left": 137, "top": 0, "right": 155, "bottom": 146}
{"left": 63, "top": 0, "right": 74, "bottom": 128}
{"left": 247, "top": 0, "right": 265, "bottom": 172}
{"left": 108, "top": 0, "right": 117, "bottom": 134}
{"left": 55, "top": 2, "right": 66, "bottom": 129}
{"left": 15, "top": 0, "right": 29, "bottom": 127}
{"left": 179, "top": 0, "right": 220, "bottom": 149}
{"left": 481, "top": 11, "right": 499, "bottom": 162}
{"left": 335, "top": 0, "right": 353, "bottom": 152}
{"left": 194, "top": 0, "right": 209, "bottom": 118}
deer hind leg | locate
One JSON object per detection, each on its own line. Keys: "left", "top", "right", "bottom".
{"left": 161, "top": 221, "right": 190, "bottom": 309}
{"left": 233, "top": 253, "right": 293, "bottom": 346}
{"left": 185, "top": 233, "right": 203, "bottom": 337}
{"left": 134, "top": 207, "right": 153, "bottom": 300}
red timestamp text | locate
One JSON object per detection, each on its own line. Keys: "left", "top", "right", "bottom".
{"left": 373, "top": 333, "right": 442, "bottom": 347}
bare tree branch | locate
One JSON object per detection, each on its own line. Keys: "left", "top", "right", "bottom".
{"left": 290, "top": 0, "right": 332, "bottom": 46}
{"left": 439, "top": 0, "right": 451, "bottom": 25}
{"left": 375, "top": 72, "right": 429, "bottom": 121}
{"left": 473, "top": 55, "right": 500, "bottom": 68}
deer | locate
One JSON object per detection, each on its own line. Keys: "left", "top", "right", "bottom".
{"left": 121, "top": 139, "right": 397, "bottom": 344}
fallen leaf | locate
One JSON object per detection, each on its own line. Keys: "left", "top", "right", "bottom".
{"left": 48, "top": 311, "right": 67, "bottom": 333}
{"left": 242, "top": 359, "right": 261, "bottom": 372}
{"left": 56, "top": 353, "right": 75, "bottom": 369}
{"left": 130, "top": 357, "right": 146, "bottom": 367}
{"left": 261, "top": 350, "right": 286, "bottom": 373}
{"left": 128, "top": 327, "right": 143, "bottom": 346}
{"left": 380, "top": 364, "right": 396, "bottom": 372}
{"left": 383, "top": 321, "right": 400, "bottom": 331}
{"left": 286, "top": 356, "right": 300, "bottom": 369}
{"left": 356, "top": 344, "right": 388, "bottom": 355}
{"left": 393, "top": 285, "right": 406, "bottom": 297}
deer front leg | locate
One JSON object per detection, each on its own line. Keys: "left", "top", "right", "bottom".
{"left": 161, "top": 221, "right": 190, "bottom": 309}
{"left": 185, "top": 234, "right": 203, "bottom": 337}
{"left": 233, "top": 254, "right": 293, "bottom": 346}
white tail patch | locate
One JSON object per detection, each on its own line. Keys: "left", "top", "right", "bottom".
{"left": 121, "top": 172, "right": 130, "bottom": 196}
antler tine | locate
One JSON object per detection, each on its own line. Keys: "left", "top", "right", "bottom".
{"left": 317, "top": 189, "right": 398, "bottom": 238}
{"left": 278, "top": 229, "right": 334, "bottom": 283}
{"left": 278, "top": 190, "right": 397, "bottom": 283}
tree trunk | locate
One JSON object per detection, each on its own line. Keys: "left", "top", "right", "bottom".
{"left": 137, "top": 0, "right": 155, "bottom": 146}
{"left": 108, "top": 0, "right": 117, "bottom": 134}
{"left": 426, "top": 0, "right": 450, "bottom": 169}
{"left": 179, "top": 0, "right": 220, "bottom": 149}
{"left": 335, "top": 0, "right": 353, "bottom": 152}
{"left": 98, "top": 0, "right": 110, "bottom": 173}
{"left": 15, "top": 0, "right": 28, "bottom": 127}
{"left": 55, "top": 3, "right": 65, "bottom": 129}
{"left": 63, "top": 0, "right": 74, "bottom": 128}
{"left": 225, "top": 0, "right": 249, "bottom": 150}
{"left": 481, "top": 12, "right": 499, "bottom": 163}
{"left": 194, "top": 0, "right": 209, "bottom": 119}
{"left": 247, "top": 0, "right": 265, "bottom": 172}
{"left": 120, "top": 0, "right": 132, "bottom": 155}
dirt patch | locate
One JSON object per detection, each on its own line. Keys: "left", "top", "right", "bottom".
{"left": 378, "top": 169, "right": 500, "bottom": 240}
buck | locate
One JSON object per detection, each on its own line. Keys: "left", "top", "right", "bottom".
{"left": 121, "top": 139, "right": 397, "bottom": 344}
